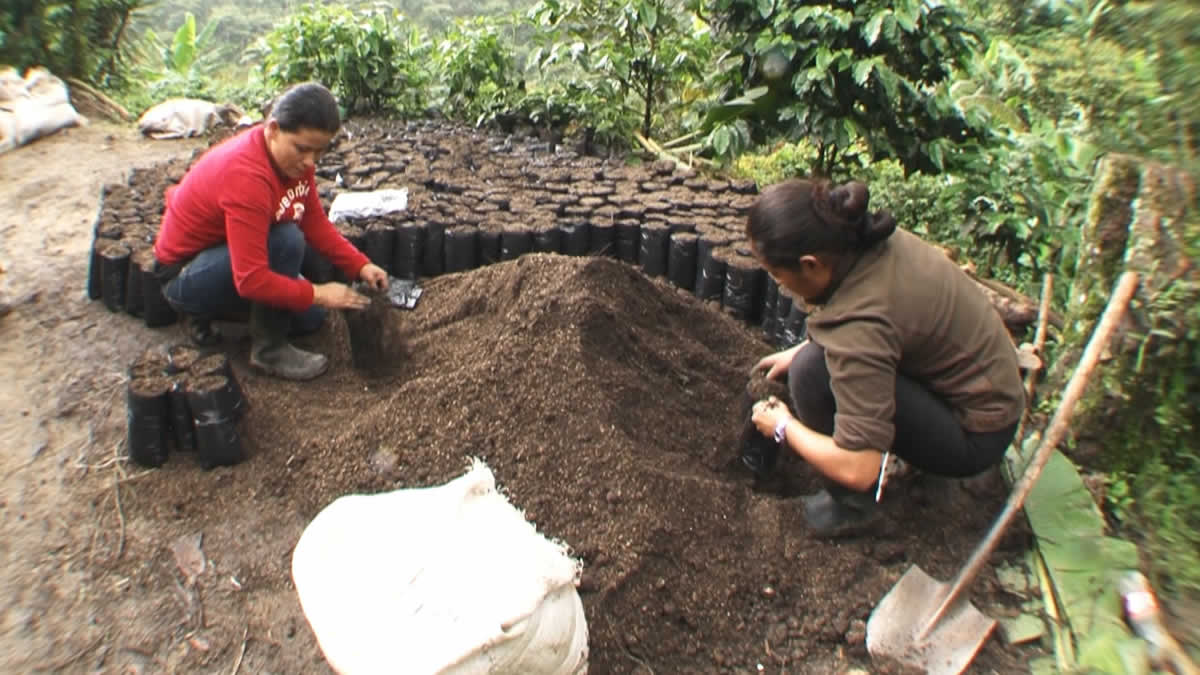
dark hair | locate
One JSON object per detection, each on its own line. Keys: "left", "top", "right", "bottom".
{"left": 269, "top": 82, "right": 340, "bottom": 134}
{"left": 745, "top": 178, "right": 896, "bottom": 270}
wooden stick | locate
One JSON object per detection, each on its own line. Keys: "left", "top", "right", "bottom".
{"left": 1015, "top": 273, "right": 1054, "bottom": 445}
{"left": 1025, "top": 273, "right": 1054, "bottom": 401}
{"left": 661, "top": 129, "right": 703, "bottom": 149}
{"left": 918, "top": 270, "right": 1140, "bottom": 639}
{"left": 113, "top": 471, "right": 126, "bottom": 560}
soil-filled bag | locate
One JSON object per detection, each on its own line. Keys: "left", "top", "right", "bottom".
{"left": 99, "top": 240, "right": 132, "bottom": 313}
{"left": 292, "top": 459, "right": 589, "bottom": 675}
{"left": 760, "top": 277, "right": 779, "bottom": 340}
{"left": 141, "top": 257, "right": 178, "bottom": 328}
{"left": 343, "top": 288, "right": 403, "bottom": 374}
{"left": 722, "top": 253, "right": 765, "bottom": 322}
{"left": 364, "top": 222, "right": 396, "bottom": 275}
{"left": 694, "top": 238, "right": 726, "bottom": 302}
{"left": 392, "top": 222, "right": 425, "bottom": 280}
{"left": 167, "top": 374, "right": 196, "bottom": 453}
{"left": 667, "top": 232, "right": 698, "bottom": 291}
{"left": 87, "top": 236, "right": 104, "bottom": 300}
{"left": 773, "top": 292, "right": 794, "bottom": 347}
{"left": 444, "top": 227, "right": 479, "bottom": 274}
{"left": 615, "top": 220, "right": 640, "bottom": 263}
{"left": 638, "top": 222, "right": 670, "bottom": 277}
{"left": 559, "top": 222, "right": 590, "bottom": 257}
{"left": 532, "top": 224, "right": 562, "bottom": 254}
{"left": 123, "top": 249, "right": 148, "bottom": 317}
{"left": 500, "top": 228, "right": 533, "bottom": 261}
{"left": 587, "top": 220, "right": 615, "bottom": 258}
{"left": 191, "top": 353, "right": 248, "bottom": 420}
{"left": 781, "top": 301, "right": 808, "bottom": 346}
{"left": 423, "top": 221, "right": 446, "bottom": 277}
{"left": 187, "top": 374, "right": 246, "bottom": 469}
{"left": 126, "top": 376, "right": 172, "bottom": 468}
{"left": 478, "top": 229, "right": 502, "bottom": 266}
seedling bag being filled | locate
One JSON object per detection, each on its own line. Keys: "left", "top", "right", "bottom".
{"left": 291, "top": 459, "right": 589, "bottom": 675}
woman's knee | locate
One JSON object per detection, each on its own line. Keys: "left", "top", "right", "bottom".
{"left": 268, "top": 222, "right": 306, "bottom": 273}
{"left": 787, "top": 342, "right": 835, "bottom": 432}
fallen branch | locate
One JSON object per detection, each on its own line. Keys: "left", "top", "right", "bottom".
{"left": 634, "top": 131, "right": 716, "bottom": 169}
{"left": 660, "top": 129, "right": 703, "bottom": 149}
{"left": 66, "top": 78, "right": 132, "bottom": 122}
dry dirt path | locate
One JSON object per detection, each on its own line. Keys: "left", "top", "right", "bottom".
{"left": 0, "top": 122, "right": 206, "bottom": 671}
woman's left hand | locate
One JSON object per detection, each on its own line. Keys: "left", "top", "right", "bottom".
{"left": 359, "top": 263, "right": 389, "bottom": 291}
{"left": 751, "top": 397, "right": 791, "bottom": 438}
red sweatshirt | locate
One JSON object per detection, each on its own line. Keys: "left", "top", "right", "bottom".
{"left": 154, "top": 125, "right": 369, "bottom": 313}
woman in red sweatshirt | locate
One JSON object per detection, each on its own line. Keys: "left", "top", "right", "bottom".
{"left": 153, "top": 82, "right": 387, "bottom": 380}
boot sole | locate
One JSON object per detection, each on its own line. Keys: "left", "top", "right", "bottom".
{"left": 249, "top": 358, "right": 330, "bottom": 381}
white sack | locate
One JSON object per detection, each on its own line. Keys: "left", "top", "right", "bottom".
{"left": 291, "top": 459, "right": 589, "bottom": 675}
{"left": 0, "top": 66, "right": 86, "bottom": 155}
{"left": 327, "top": 188, "right": 410, "bottom": 222}
{"left": 137, "top": 98, "right": 248, "bottom": 139}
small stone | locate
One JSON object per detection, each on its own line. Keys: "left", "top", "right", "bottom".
{"left": 845, "top": 619, "right": 867, "bottom": 646}
{"left": 761, "top": 585, "right": 777, "bottom": 599}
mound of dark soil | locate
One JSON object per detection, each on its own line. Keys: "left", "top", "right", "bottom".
{"left": 114, "top": 254, "right": 1032, "bottom": 673}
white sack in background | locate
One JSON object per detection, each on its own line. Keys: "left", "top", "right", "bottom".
{"left": 327, "top": 188, "right": 409, "bottom": 223}
{"left": 136, "top": 98, "right": 249, "bottom": 139}
{"left": 0, "top": 67, "right": 87, "bottom": 155}
{"left": 291, "top": 459, "right": 589, "bottom": 675}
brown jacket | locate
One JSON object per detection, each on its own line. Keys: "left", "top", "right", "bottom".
{"left": 805, "top": 229, "right": 1025, "bottom": 452}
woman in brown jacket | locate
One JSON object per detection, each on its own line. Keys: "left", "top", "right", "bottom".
{"left": 745, "top": 178, "right": 1025, "bottom": 536}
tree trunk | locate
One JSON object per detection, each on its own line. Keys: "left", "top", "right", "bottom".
{"left": 1042, "top": 154, "right": 1197, "bottom": 463}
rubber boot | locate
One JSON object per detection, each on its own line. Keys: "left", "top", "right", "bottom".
{"left": 802, "top": 480, "right": 881, "bottom": 538}
{"left": 249, "top": 303, "right": 329, "bottom": 381}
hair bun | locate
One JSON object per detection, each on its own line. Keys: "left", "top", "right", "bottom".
{"left": 813, "top": 180, "right": 895, "bottom": 249}
{"left": 829, "top": 182, "right": 870, "bottom": 222}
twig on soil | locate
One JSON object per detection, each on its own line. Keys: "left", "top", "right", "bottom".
{"left": 231, "top": 626, "right": 249, "bottom": 675}
{"left": 117, "top": 468, "right": 155, "bottom": 484}
{"left": 618, "top": 639, "right": 655, "bottom": 675}
{"left": 34, "top": 635, "right": 104, "bottom": 673}
{"left": 112, "top": 471, "right": 126, "bottom": 560}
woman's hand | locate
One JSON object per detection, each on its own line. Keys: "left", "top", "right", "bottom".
{"left": 312, "top": 282, "right": 370, "bottom": 310}
{"left": 358, "top": 263, "right": 389, "bottom": 291}
{"left": 751, "top": 397, "right": 792, "bottom": 438}
{"left": 752, "top": 340, "right": 808, "bottom": 380}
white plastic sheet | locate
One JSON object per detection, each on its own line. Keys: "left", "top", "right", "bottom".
{"left": 327, "top": 188, "right": 410, "bottom": 223}
{"left": 291, "top": 459, "right": 589, "bottom": 675}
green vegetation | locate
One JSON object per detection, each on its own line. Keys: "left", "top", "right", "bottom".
{"left": 5, "top": 0, "right": 1198, "bottom": 610}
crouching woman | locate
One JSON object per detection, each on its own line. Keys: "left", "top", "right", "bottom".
{"left": 746, "top": 178, "right": 1025, "bottom": 536}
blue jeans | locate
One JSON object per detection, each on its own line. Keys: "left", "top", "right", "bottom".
{"left": 162, "top": 222, "right": 326, "bottom": 335}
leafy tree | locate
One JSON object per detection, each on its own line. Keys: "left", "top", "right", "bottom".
{"left": 254, "top": 3, "right": 432, "bottom": 116}
{"left": 698, "top": 0, "right": 980, "bottom": 175}
{"left": 0, "top": 0, "right": 150, "bottom": 85}
{"left": 528, "top": 0, "right": 714, "bottom": 144}
{"left": 433, "top": 15, "right": 521, "bottom": 125}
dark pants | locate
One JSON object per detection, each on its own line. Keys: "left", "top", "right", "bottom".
{"left": 788, "top": 341, "right": 1015, "bottom": 478}
{"left": 162, "top": 222, "right": 325, "bottom": 335}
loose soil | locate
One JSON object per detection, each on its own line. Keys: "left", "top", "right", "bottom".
{"left": 0, "top": 120, "right": 1044, "bottom": 674}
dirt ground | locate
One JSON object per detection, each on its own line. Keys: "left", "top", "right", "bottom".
{"left": 0, "top": 120, "right": 1044, "bottom": 674}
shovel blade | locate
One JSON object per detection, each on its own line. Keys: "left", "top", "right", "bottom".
{"left": 866, "top": 565, "right": 997, "bottom": 675}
